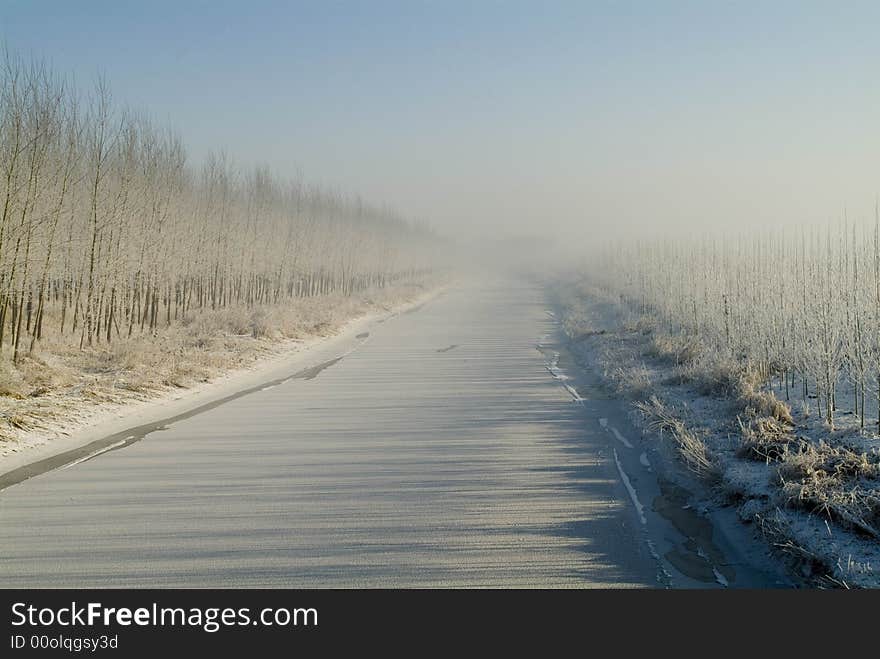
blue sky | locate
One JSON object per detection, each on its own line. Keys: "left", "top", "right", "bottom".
{"left": 2, "top": 1, "right": 880, "bottom": 240}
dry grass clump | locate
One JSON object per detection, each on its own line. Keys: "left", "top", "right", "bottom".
{"left": 182, "top": 306, "right": 268, "bottom": 338}
{"left": 637, "top": 321, "right": 794, "bottom": 427}
{"left": 0, "top": 359, "right": 28, "bottom": 398}
{"left": 777, "top": 441, "right": 880, "bottom": 539}
{"left": 0, "top": 353, "right": 78, "bottom": 399}
{"left": 600, "top": 344, "right": 652, "bottom": 399}
{"left": 691, "top": 357, "right": 752, "bottom": 397}
{"left": 607, "top": 363, "right": 652, "bottom": 399}
{"left": 778, "top": 441, "right": 880, "bottom": 482}
{"left": 650, "top": 350, "right": 745, "bottom": 399}
{"left": 737, "top": 383, "right": 794, "bottom": 425}
{"left": 736, "top": 385, "right": 797, "bottom": 463}
{"left": 636, "top": 395, "right": 719, "bottom": 478}
{"left": 0, "top": 408, "right": 35, "bottom": 432}
{"left": 684, "top": 351, "right": 793, "bottom": 424}
{"left": 737, "top": 415, "right": 800, "bottom": 461}
{"left": 644, "top": 332, "right": 702, "bottom": 365}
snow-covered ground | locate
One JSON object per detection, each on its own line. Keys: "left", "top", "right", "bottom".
{"left": 553, "top": 279, "right": 880, "bottom": 588}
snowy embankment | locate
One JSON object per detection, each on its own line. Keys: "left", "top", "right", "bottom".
{"left": 553, "top": 279, "right": 880, "bottom": 588}
{"left": 0, "top": 282, "right": 444, "bottom": 477}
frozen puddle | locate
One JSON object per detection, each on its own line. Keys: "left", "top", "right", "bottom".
{"left": 653, "top": 478, "right": 736, "bottom": 587}
{"left": 601, "top": 416, "right": 736, "bottom": 587}
{"left": 614, "top": 444, "right": 734, "bottom": 588}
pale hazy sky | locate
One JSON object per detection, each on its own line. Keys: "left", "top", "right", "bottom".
{"left": 3, "top": 1, "right": 880, "bottom": 243}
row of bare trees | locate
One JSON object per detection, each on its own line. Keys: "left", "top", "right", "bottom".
{"left": 587, "top": 217, "right": 880, "bottom": 431}
{"left": 0, "top": 52, "right": 437, "bottom": 361}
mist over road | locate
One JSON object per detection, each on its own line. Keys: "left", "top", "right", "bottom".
{"left": 1, "top": 278, "right": 665, "bottom": 587}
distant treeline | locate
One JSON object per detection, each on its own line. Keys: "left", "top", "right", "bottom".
{"left": 0, "top": 49, "right": 438, "bottom": 360}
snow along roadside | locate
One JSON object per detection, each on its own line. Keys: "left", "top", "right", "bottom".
{"left": 0, "top": 285, "right": 445, "bottom": 480}
{"left": 552, "top": 279, "right": 880, "bottom": 588}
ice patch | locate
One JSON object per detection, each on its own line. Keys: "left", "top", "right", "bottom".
{"left": 599, "top": 417, "right": 608, "bottom": 428}
{"left": 563, "top": 383, "right": 584, "bottom": 403}
{"left": 609, "top": 426, "right": 634, "bottom": 449}
{"left": 546, "top": 353, "right": 563, "bottom": 377}
{"left": 613, "top": 448, "right": 646, "bottom": 525}
{"left": 60, "top": 438, "right": 128, "bottom": 471}
{"left": 546, "top": 362, "right": 569, "bottom": 381}
{"left": 639, "top": 452, "right": 651, "bottom": 467}
{"left": 696, "top": 547, "right": 730, "bottom": 587}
